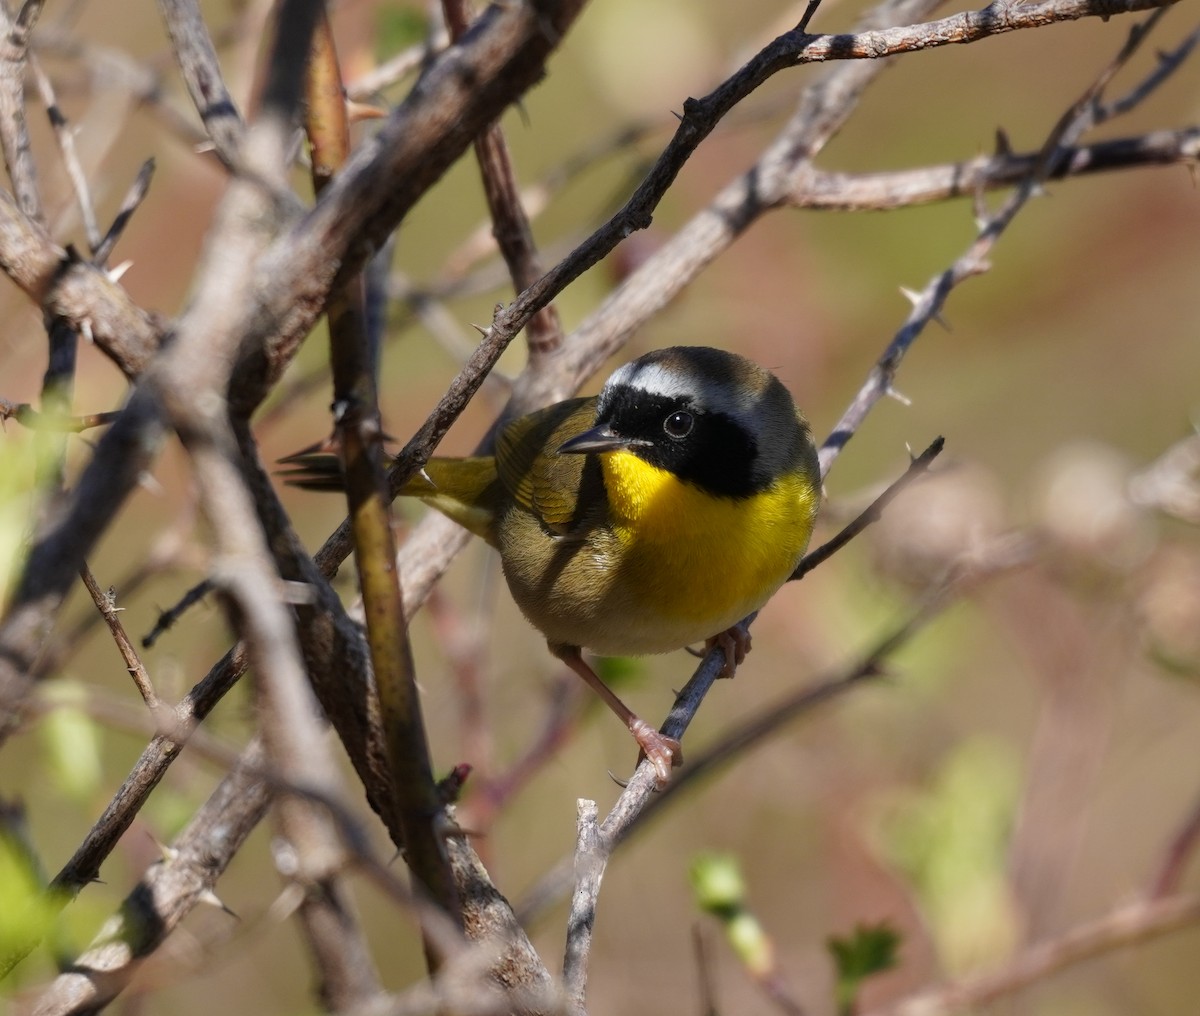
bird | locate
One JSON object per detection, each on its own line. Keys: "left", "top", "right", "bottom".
{"left": 283, "top": 346, "right": 822, "bottom": 784}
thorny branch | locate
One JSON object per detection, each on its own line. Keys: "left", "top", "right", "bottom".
{"left": 556, "top": 9, "right": 1184, "bottom": 1001}
{"left": 0, "top": 0, "right": 1194, "bottom": 1011}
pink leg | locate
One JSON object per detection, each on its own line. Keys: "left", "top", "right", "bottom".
{"left": 705, "top": 621, "right": 752, "bottom": 679}
{"left": 552, "top": 644, "right": 682, "bottom": 785}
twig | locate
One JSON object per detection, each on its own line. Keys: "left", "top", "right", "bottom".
{"left": 551, "top": 531, "right": 1034, "bottom": 983}
{"left": 155, "top": 0, "right": 246, "bottom": 168}
{"left": 563, "top": 798, "right": 601, "bottom": 1014}
{"left": 142, "top": 577, "right": 213, "bottom": 648}
{"left": 794, "top": 126, "right": 1200, "bottom": 211}
{"left": 28, "top": 739, "right": 272, "bottom": 1016}
{"left": 862, "top": 894, "right": 1200, "bottom": 1016}
{"left": 345, "top": 26, "right": 449, "bottom": 101}
{"left": 818, "top": 5, "right": 1170, "bottom": 475}
{"left": 0, "top": 0, "right": 44, "bottom": 223}
{"left": 93, "top": 157, "right": 155, "bottom": 266}
{"left": 0, "top": 401, "right": 120, "bottom": 432}
{"left": 304, "top": 5, "right": 463, "bottom": 951}
{"left": 78, "top": 563, "right": 158, "bottom": 709}
{"left": 793, "top": 436, "right": 944, "bottom": 580}
{"left": 442, "top": 0, "right": 564, "bottom": 362}
{"left": 1148, "top": 788, "right": 1200, "bottom": 898}
{"left": 550, "top": 17, "right": 1169, "bottom": 991}
{"left": 28, "top": 50, "right": 99, "bottom": 251}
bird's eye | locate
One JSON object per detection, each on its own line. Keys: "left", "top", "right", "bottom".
{"left": 663, "top": 410, "right": 694, "bottom": 439}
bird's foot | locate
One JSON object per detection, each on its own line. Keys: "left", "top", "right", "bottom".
{"left": 706, "top": 622, "right": 752, "bottom": 678}
{"left": 629, "top": 718, "right": 683, "bottom": 786}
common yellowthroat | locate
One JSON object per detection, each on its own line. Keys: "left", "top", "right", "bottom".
{"left": 286, "top": 346, "right": 822, "bottom": 783}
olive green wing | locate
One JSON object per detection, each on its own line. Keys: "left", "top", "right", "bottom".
{"left": 495, "top": 397, "right": 599, "bottom": 531}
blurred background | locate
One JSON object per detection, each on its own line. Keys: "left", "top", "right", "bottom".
{"left": 3, "top": 0, "right": 1200, "bottom": 1013}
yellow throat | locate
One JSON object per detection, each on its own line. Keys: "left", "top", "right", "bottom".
{"left": 599, "top": 449, "right": 817, "bottom": 628}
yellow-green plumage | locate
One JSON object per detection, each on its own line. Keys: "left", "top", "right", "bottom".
{"left": 398, "top": 353, "right": 820, "bottom": 658}
{"left": 290, "top": 346, "right": 821, "bottom": 783}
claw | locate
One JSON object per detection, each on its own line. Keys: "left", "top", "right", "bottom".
{"left": 706, "top": 623, "right": 752, "bottom": 678}
{"left": 630, "top": 718, "right": 683, "bottom": 786}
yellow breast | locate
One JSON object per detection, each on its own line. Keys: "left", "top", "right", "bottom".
{"left": 598, "top": 449, "right": 819, "bottom": 649}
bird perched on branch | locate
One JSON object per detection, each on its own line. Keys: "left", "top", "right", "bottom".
{"left": 284, "top": 346, "right": 822, "bottom": 783}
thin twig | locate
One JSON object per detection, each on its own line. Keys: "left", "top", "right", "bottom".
{"left": 0, "top": 401, "right": 120, "bottom": 432}
{"left": 818, "top": 5, "right": 1170, "bottom": 475}
{"left": 93, "top": 157, "right": 155, "bottom": 266}
{"left": 550, "top": 18, "right": 1170, "bottom": 991}
{"left": 155, "top": 0, "right": 246, "bottom": 168}
{"left": 28, "top": 51, "right": 99, "bottom": 251}
{"left": 78, "top": 563, "right": 158, "bottom": 709}
{"left": 1148, "top": 788, "right": 1200, "bottom": 898}
{"left": 442, "top": 0, "right": 564, "bottom": 362}
{"left": 304, "top": 4, "right": 463, "bottom": 952}
{"left": 862, "top": 894, "right": 1200, "bottom": 1016}
{"left": 793, "top": 436, "right": 944, "bottom": 580}
{"left": 28, "top": 740, "right": 273, "bottom": 1016}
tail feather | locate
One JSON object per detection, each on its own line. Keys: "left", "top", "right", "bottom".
{"left": 279, "top": 448, "right": 501, "bottom": 546}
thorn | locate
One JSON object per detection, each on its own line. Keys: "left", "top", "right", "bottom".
{"left": 146, "top": 830, "right": 178, "bottom": 864}
{"left": 994, "top": 127, "right": 1012, "bottom": 157}
{"left": 80, "top": 318, "right": 94, "bottom": 343}
{"left": 107, "top": 260, "right": 133, "bottom": 283}
{"left": 931, "top": 308, "right": 952, "bottom": 333}
{"left": 671, "top": 109, "right": 683, "bottom": 122}
{"left": 345, "top": 99, "right": 387, "bottom": 123}
{"left": 470, "top": 322, "right": 488, "bottom": 336}
{"left": 194, "top": 140, "right": 216, "bottom": 155}
{"left": 137, "top": 471, "right": 165, "bottom": 496}
{"left": 418, "top": 467, "right": 434, "bottom": 486}
{"left": 899, "top": 286, "right": 923, "bottom": 309}
{"left": 266, "top": 882, "right": 305, "bottom": 923}
{"left": 608, "top": 770, "right": 631, "bottom": 788}
{"left": 197, "top": 888, "right": 239, "bottom": 918}
{"left": 277, "top": 435, "right": 339, "bottom": 463}
{"left": 886, "top": 385, "right": 912, "bottom": 407}
{"left": 972, "top": 188, "right": 990, "bottom": 229}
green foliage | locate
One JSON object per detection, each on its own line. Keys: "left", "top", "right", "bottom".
{"left": 0, "top": 434, "right": 35, "bottom": 598}
{"left": 39, "top": 683, "right": 104, "bottom": 804}
{"left": 0, "top": 815, "right": 57, "bottom": 980}
{"left": 374, "top": 7, "right": 429, "bottom": 61}
{"left": 828, "top": 922, "right": 901, "bottom": 1016}
{"left": 689, "top": 852, "right": 773, "bottom": 977}
{"left": 869, "top": 736, "right": 1021, "bottom": 972}
{"left": 690, "top": 850, "right": 745, "bottom": 917}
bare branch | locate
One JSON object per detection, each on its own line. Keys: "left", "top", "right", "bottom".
{"left": 93, "top": 157, "right": 154, "bottom": 266}
{"left": 155, "top": 0, "right": 245, "bottom": 168}
{"left": 0, "top": 0, "right": 43, "bottom": 222}
{"left": 78, "top": 564, "right": 157, "bottom": 709}
{"left": 29, "top": 740, "right": 271, "bottom": 1016}
{"left": 28, "top": 51, "right": 98, "bottom": 251}
{"left": 863, "top": 894, "right": 1200, "bottom": 1016}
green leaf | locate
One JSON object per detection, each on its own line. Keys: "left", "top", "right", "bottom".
{"left": 40, "top": 683, "right": 103, "bottom": 803}
{"left": 689, "top": 851, "right": 745, "bottom": 915}
{"left": 828, "top": 922, "right": 901, "bottom": 1015}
